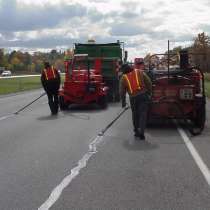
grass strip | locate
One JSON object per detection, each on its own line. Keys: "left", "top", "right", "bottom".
{"left": 0, "top": 75, "right": 65, "bottom": 95}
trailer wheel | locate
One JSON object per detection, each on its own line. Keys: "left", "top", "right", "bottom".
{"left": 98, "top": 95, "right": 107, "bottom": 109}
{"left": 194, "top": 103, "right": 206, "bottom": 130}
{"left": 59, "top": 96, "right": 69, "bottom": 110}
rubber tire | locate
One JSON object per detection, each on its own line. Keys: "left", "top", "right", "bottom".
{"left": 194, "top": 103, "right": 206, "bottom": 129}
{"left": 59, "top": 95, "right": 69, "bottom": 110}
{"left": 98, "top": 96, "right": 108, "bottom": 109}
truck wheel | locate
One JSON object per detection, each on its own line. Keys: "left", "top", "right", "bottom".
{"left": 59, "top": 96, "right": 69, "bottom": 110}
{"left": 194, "top": 103, "right": 206, "bottom": 130}
{"left": 98, "top": 96, "right": 107, "bottom": 109}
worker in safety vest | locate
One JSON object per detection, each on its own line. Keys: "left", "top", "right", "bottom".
{"left": 120, "top": 63, "right": 152, "bottom": 140}
{"left": 41, "top": 62, "right": 61, "bottom": 115}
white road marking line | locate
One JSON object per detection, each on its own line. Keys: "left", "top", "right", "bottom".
{"left": 177, "top": 126, "right": 210, "bottom": 186}
{"left": 38, "top": 135, "right": 103, "bottom": 210}
{"left": 0, "top": 114, "right": 14, "bottom": 121}
{"left": 38, "top": 107, "right": 128, "bottom": 210}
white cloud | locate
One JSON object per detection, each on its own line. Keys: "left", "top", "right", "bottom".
{"left": 0, "top": 0, "right": 210, "bottom": 59}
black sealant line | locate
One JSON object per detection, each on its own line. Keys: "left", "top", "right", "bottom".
{"left": 14, "top": 92, "right": 46, "bottom": 115}
{"left": 98, "top": 106, "right": 130, "bottom": 136}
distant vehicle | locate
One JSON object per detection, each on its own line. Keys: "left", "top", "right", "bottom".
{"left": 1, "top": 70, "right": 12, "bottom": 77}
{"left": 0, "top": 67, "right": 6, "bottom": 74}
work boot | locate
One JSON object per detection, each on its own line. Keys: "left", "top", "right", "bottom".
{"left": 139, "top": 134, "right": 145, "bottom": 140}
{"left": 134, "top": 128, "right": 139, "bottom": 136}
{"left": 51, "top": 103, "right": 58, "bottom": 115}
{"left": 134, "top": 132, "right": 140, "bottom": 137}
{"left": 53, "top": 108, "right": 58, "bottom": 115}
{"left": 51, "top": 108, "right": 58, "bottom": 115}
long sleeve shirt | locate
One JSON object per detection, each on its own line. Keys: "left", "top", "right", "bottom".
{"left": 120, "top": 70, "right": 152, "bottom": 105}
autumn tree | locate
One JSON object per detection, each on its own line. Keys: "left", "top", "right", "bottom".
{"left": 191, "top": 32, "right": 210, "bottom": 72}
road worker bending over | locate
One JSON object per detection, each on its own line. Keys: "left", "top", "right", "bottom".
{"left": 120, "top": 63, "right": 152, "bottom": 140}
{"left": 41, "top": 62, "right": 61, "bottom": 115}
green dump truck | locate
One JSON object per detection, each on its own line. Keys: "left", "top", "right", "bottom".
{"left": 74, "top": 41, "right": 127, "bottom": 101}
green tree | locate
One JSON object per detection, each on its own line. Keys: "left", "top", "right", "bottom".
{"left": 191, "top": 32, "right": 210, "bottom": 72}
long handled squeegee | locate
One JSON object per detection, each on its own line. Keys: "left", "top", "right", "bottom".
{"left": 14, "top": 92, "right": 46, "bottom": 115}
{"left": 98, "top": 105, "right": 130, "bottom": 136}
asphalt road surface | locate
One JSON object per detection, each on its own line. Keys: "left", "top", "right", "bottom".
{"left": 0, "top": 90, "right": 210, "bottom": 210}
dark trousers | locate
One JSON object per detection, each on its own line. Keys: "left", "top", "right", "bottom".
{"left": 47, "top": 92, "right": 59, "bottom": 114}
{"left": 42, "top": 80, "right": 60, "bottom": 115}
{"left": 130, "top": 93, "right": 149, "bottom": 135}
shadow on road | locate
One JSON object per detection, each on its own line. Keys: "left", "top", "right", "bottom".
{"left": 123, "top": 138, "right": 159, "bottom": 151}
{"left": 147, "top": 119, "right": 176, "bottom": 130}
{"left": 60, "top": 112, "right": 90, "bottom": 120}
{"left": 37, "top": 115, "right": 59, "bottom": 121}
{"left": 37, "top": 112, "right": 91, "bottom": 121}
{"left": 36, "top": 102, "right": 120, "bottom": 121}
{"left": 64, "top": 102, "right": 120, "bottom": 113}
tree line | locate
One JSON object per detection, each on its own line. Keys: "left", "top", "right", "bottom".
{"left": 0, "top": 49, "right": 65, "bottom": 74}
{"left": 1, "top": 32, "right": 210, "bottom": 74}
{"left": 189, "top": 32, "right": 210, "bottom": 72}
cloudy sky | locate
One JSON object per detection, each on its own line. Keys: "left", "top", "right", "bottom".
{"left": 0, "top": 0, "right": 210, "bottom": 59}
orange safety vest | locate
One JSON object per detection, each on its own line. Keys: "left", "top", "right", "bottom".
{"left": 123, "top": 69, "right": 144, "bottom": 94}
{"left": 43, "top": 67, "right": 57, "bottom": 81}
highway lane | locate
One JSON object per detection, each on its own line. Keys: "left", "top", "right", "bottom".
{"left": 52, "top": 104, "right": 210, "bottom": 210}
{"left": 186, "top": 100, "right": 210, "bottom": 171}
{"left": 0, "top": 89, "right": 46, "bottom": 117}
{"left": 0, "top": 91, "right": 123, "bottom": 209}
{"left": 0, "top": 90, "right": 210, "bottom": 209}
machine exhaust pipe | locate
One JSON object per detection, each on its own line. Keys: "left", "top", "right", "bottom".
{"left": 179, "top": 50, "right": 189, "bottom": 70}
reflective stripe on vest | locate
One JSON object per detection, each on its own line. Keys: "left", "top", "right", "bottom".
{"left": 52, "top": 66, "right": 56, "bottom": 78}
{"left": 44, "top": 68, "right": 56, "bottom": 81}
{"left": 124, "top": 69, "right": 142, "bottom": 94}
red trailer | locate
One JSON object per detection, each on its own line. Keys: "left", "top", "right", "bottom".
{"left": 147, "top": 49, "right": 206, "bottom": 135}
{"left": 59, "top": 54, "right": 108, "bottom": 109}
